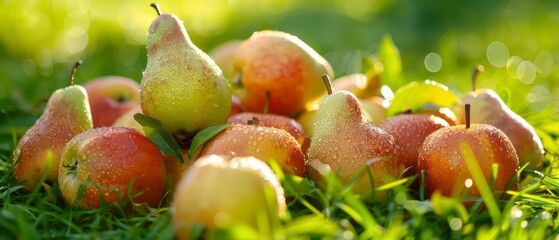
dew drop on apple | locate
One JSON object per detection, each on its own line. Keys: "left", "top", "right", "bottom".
{"left": 464, "top": 178, "right": 473, "bottom": 188}
{"left": 102, "top": 133, "right": 111, "bottom": 139}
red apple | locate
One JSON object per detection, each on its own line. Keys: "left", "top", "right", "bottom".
{"left": 200, "top": 123, "right": 306, "bottom": 177}
{"left": 380, "top": 113, "right": 449, "bottom": 169}
{"left": 172, "top": 155, "right": 286, "bottom": 239}
{"left": 417, "top": 105, "right": 519, "bottom": 202}
{"left": 84, "top": 76, "right": 140, "bottom": 128}
{"left": 227, "top": 112, "right": 310, "bottom": 154}
{"left": 58, "top": 127, "right": 166, "bottom": 209}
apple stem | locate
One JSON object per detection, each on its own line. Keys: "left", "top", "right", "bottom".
{"left": 150, "top": 3, "right": 162, "bottom": 16}
{"left": 465, "top": 104, "right": 471, "bottom": 129}
{"left": 69, "top": 60, "right": 82, "bottom": 86}
{"left": 247, "top": 116, "right": 261, "bottom": 126}
{"left": 263, "top": 91, "right": 270, "bottom": 114}
{"left": 471, "top": 64, "right": 484, "bottom": 91}
{"left": 321, "top": 74, "right": 333, "bottom": 95}
{"left": 403, "top": 109, "right": 412, "bottom": 114}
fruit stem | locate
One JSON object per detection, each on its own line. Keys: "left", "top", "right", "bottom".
{"left": 465, "top": 104, "right": 471, "bottom": 129}
{"left": 263, "top": 91, "right": 270, "bottom": 114}
{"left": 322, "top": 74, "right": 333, "bottom": 95}
{"left": 69, "top": 60, "right": 82, "bottom": 86}
{"left": 150, "top": 3, "right": 162, "bottom": 16}
{"left": 471, "top": 65, "right": 484, "bottom": 91}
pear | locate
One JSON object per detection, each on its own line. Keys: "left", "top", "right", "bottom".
{"left": 458, "top": 65, "right": 544, "bottom": 170}
{"left": 13, "top": 61, "right": 93, "bottom": 190}
{"left": 307, "top": 75, "right": 404, "bottom": 201}
{"left": 140, "top": 4, "right": 231, "bottom": 141}
{"left": 233, "top": 30, "right": 334, "bottom": 117}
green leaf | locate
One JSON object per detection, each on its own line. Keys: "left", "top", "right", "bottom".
{"left": 498, "top": 87, "right": 511, "bottom": 106}
{"left": 387, "top": 80, "right": 460, "bottom": 117}
{"left": 133, "top": 113, "right": 184, "bottom": 164}
{"left": 379, "top": 34, "right": 402, "bottom": 88}
{"left": 188, "top": 124, "right": 230, "bottom": 160}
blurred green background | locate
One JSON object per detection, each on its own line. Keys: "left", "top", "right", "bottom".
{"left": 1, "top": 0, "right": 558, "bottom": 117}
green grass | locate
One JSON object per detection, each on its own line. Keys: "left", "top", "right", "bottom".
{"left": 1, "top": 120, "right": 559, "bottom": 239}
{"left": 1, "top": 1, "right": 559, "bottom": 239}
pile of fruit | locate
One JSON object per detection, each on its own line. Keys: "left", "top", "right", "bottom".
{"left": 10, "top": 3, "right": 551, "bottom": 239}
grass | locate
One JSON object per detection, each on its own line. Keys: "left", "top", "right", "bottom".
{"left": 0, "top": 4, "right": 558, "bottom": 240}
{"left": 1, "top": 122, "right": 559, "bottom": 239}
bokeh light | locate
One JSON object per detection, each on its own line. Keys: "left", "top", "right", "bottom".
{"left": 486, "top": 41, "right": 509, "bottom": 68}
{"left": 424, "top": 52, "right": 442, "bottom": 73}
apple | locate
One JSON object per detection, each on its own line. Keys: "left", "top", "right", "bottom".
{"left": 200, "top": 123, "right": 306, "bottom": 177}
{"left": 172, "top": 154, "right": 286, "bottom": 239}
{"left": 380, "top": 113, "right": 449, "bottom": 170}
{"left": 164, "top": 147, "right": 191, "bottom": 195}
{"left": 84, "top": 76, "right": 140, "bottom": 128}
{"left": 417, "top": 105, "right": 519, "bottom": 202}
{"left": 227, "top": 112, "right": 310, "bottom": 154}
{"left": 58, "top": 127, "right": 166, "bottom": 209}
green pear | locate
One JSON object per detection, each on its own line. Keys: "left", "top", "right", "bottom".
{"left": 307, "top": 75, "right": 404, "bottom": 201}
{"left": 140, "top": 4, "right": 231, "bottom": 141}
{"left": 458, "top": 66, "right": 544, "bottom": 170}
{"left": 13, "top": 62, "right": 93, "bottom": 190}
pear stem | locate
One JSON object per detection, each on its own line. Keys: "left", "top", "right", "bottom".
{"left": 465, "top": 104, "right": 471, "bottom": 129}
{"left": 471, "top": 64, "right": 484, "bottom": 91}
{"left": 322, "top": 74, "right": 333, "bottom": 95}
{"left": 263, "top": 91, "right": 270, "bottom": 114}
{"left": 69, "top": 60, "right": 82, "bottom": 86}
{"left": 150, "top": 3, "right": 162, "bottom": 16}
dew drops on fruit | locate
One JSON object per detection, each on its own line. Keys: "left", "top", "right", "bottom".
{"left": 464, "top": 178, "right": 473, "bottom": 188}
{"left": 424, "top": 53, "right": 442, "bottom": 73}
{"left": 486, "top": 41, "right": 509, "bottom": 68}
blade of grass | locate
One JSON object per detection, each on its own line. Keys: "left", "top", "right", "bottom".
{"left": 460, "top": 142, "right": 501, "bottom": 224}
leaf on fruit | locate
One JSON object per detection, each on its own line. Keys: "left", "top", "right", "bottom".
{"left": 134, "top": 113, "right": 184, "bottom": 164}
{"left": 188, "top": 124, "right": 230, "bottom": 160}
{"left": 386, "top": 80, "right": 460, "bottom": 117}
{"left": 379, "top": 34, "right": 402, "bottom": 88}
